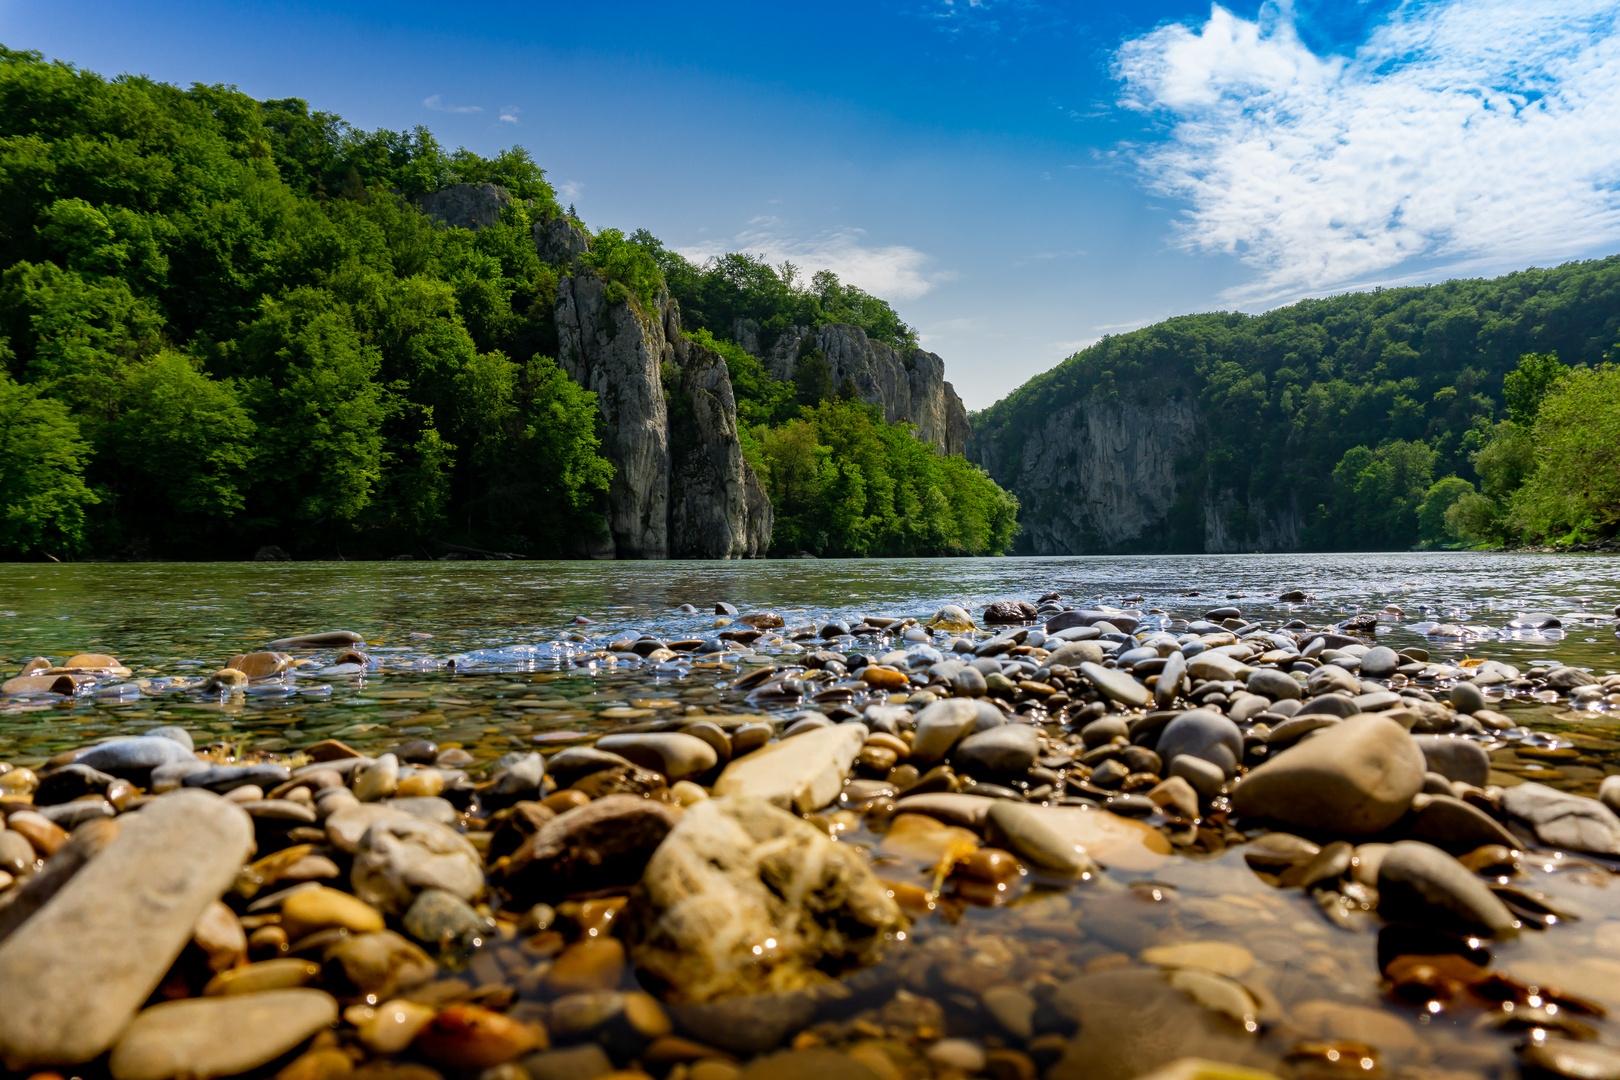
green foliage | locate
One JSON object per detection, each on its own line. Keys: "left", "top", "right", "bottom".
{"left": 754, "top": 400, "right": 1017, "bottom": 557}
{"left": 1503, "top": 352, "right": 1572, "bottom": 425}
{"left": 0, "top": 365, "right": 96, "bottom": 554}
{"left": 1509, "top": 364, "right": 1620, "bottom": 542}
{"left": 0, "top": 47, "right": 609, "bottom": 557}
{"left": 582, "top": 228, "right": 664, "bottom": 313}
{"left": 1416, "top": 476, "right": 1475, "bottom": 547}
{"left": 685, "top": 328, "right": 794, "bottom": 426}
{"left": 1319, "top": 440, "right": 1436, "bottom": 550}
{"left": 629, "top": 234, "right": 916, "bottom": 351}
{"left": 975, "top": 260, "right": 1620, "bottom": 552}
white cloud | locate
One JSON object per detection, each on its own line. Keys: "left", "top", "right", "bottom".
{"left": 556, "top": 180, "right": 584, "bottom": 203}
{"left": 498, "top": 106, "right": 520, "bottom": 124}
{"left": 422, "top": 94, "right": 483, "bottom": 114}
{"left": 678, "top": 219, "right": 947, "bottom": 300}
{"left": 1115, "top": 1, "right": 1620, "bottom": 303}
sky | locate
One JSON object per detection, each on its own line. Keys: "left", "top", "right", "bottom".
{"left": 4, "top": 0, "right": 1619, "bottom": 409}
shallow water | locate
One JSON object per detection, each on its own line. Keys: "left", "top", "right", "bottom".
{"left": 5, "top": 553, "right": 1620, "bottom": 1078}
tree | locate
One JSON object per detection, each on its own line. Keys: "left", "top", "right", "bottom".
{"left": 1510, "top": 364, "right": 1620, "bottom": 542}
{"left": 0, "top": 367, "right": 96, "bottom": 554}
{"left": 1416, "top": 476, "right": 1475, "bottom": 547}
{"left": 1503, "top": 352, "right": 1571, "bottom": 425}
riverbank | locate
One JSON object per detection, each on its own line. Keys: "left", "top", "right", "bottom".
{"left": 3, "top": 581, "right": 1620, "bottom": 1080}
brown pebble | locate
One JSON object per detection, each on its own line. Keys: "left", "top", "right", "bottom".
{"left": 547, "top": 937, "right": 626, "bottom": 993}
{"left": 957, "top": 847, "right": 1022, "bottom": 885}
{"left": 306, "top": 741, "right": 363, "bottom": 762}
{"left": 274, "top": 1047, "right": 354, "bottom": 1080}
{"left": 541, "top": 790, "right": 592, "bottom": 815}
{"left": 204, "top": 958, "right": 321, "bottom": 996}
{"left": 412, "top": 1004, "right": 543, "bottom": 1068}
{"left": 193, "top": 901, "right": 248, "bottom": 973}
{"left": 7, "top": 811, "right": 67, "bottom": 856}
{"left": 249, "top": 925, "right": 289, "bottom": 953}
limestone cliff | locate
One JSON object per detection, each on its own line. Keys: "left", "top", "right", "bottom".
{"left": 546, "top": 220, "right": 769, "bottom": 559}
{"left": 411, "top": 183, "right": 515, "bottom": 231}
{"left": 972, "top": 392, "right": 1305, "bottom": 555}
{"left": 737, "top": 321, "right": 971, "bottom": 456}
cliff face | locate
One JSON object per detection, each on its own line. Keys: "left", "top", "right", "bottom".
{"left": 546, "top": 221, "right": 769, "bottom": 560}
{"left": 972, "top": 391, "right": 1304, "bottom": 555}
{"left": 738, "top": 321, "right": 971, "bottom": 456}
{"left": 411, "top": 184, "right": 515, "bottom": 230}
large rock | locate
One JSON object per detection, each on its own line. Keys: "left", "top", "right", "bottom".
{"left": 712, "top": 723, "right": 866, "bottom": 812}
{"left": 413, "top": 183, "right": 514, "bottom": 231}
{"left": 666, "top": 332, "right": 772, "bottom": 558}
{"left": 0, "top": 791, "right": 254, "bottom": 1069}
{"left": 627, "top": 796, "right": 902, "bottom": 1003}
{"left": 909, "top": 700, "right": 982, "bottom": 764}
{"left": 1230, "top": 715, "right": 1424, "bottom": 834}
{"left": 498, "top": 794, "right": 679, "bottom": 902}
{"left": 985, "top": 802, "right": 1170, "bottom": 874}
{"left": 108, "top": 989, "right": 338, "bottom": 1080}
{"left": 952, "top": 723, "right": 1040, "bottom": 775}
{"left": 73, "top": 736, "right": 195, "bottom": 783}
{"left": 1411, "top": 735, "right": 1490, "bottom": 787}
{"left": 748, "top": 321, "right": 970, "bottom": 455}
{"left": 1500, "top": 782, "right": 1620, "bottom": 855}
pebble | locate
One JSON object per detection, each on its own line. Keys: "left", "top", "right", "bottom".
{"left": 595, "top": 733, "right": 718, "bottom": 782}
{"left": 203, "top": 958, "right": 321, "bottom": 996}
{"left": 500, "top": 794, "right": 680, "bottom": 902}
{"left": 1410, "top": 734, "right": 1490, "bottom": 786}
{"left": 1244, "top": 668, "right": 1301, "bottom": 701}
{"left": 1154, "top": 710, "right": 1243, "bottom": 779}
{"left": 981, "top": 986, "right": 1036, "bottom": 1039}
{"left": 1139, "top": 941, "right": 1255, "bottom": 977}
{"left": 281, "top": 885, "right": 386, "bottom": 938}
{"left": 1377, "top": 840, "right": 1517, "bottom": 935}
{"left": 711, "top": 722, "right": 867, "bottom": 813}
{"left": 350, "top": 815, "right": 483, "bottom": 915}
{"left": 1231, "top": 714, "right": 1424, "bottom": 833}
{"left": 1500, "top": 781, "right": 1620, "bottom": 855}
{"left": 0, "top": 790, "right": 253, "bottom": 1069}
{"left": 353, "top": 754, "right": 401, "bottom": 801}
{"left": 322, "top": 931, "right": 437, "bottom": 1001}
{"left": 548, "top": 937, "right": 627, "bottom": 993}
{"left": 952, "top": 724, "right": 1040, "bottom": 775}
{"left": 1449, "top": 681, "right": 1487, "bottom": 714}
{"left": 357, "top": 999, "right": 436, "bottom": 1055}
{"left": 107, "top": 989, "right": 337, "bottom": 1080}
{"left": 1078, "top": 662, "right": 1150, "bottom": 708}
{"left": 412, "top": 1004, "right": 542, "bottom": 1069}
{"left": 74, "top": 736, "right": 195, "bottom": 782}
{"left": 402, "top": 888, "right": 490, "bottom": 953}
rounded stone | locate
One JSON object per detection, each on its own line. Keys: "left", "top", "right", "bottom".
{"left": 281, "top": 886, "right": 385, "bottom": 939}
{"left": 1377, "top": 840, "right": 1517, "bottom": 936}
{"left": 1245, "top": 668, "right": 1302, "bottom": 702}
{"left": 952, "top": 724, "right": 1040, "bottom": 776}
{"left": 1230, "top": 715, "right": 1424, "bottom": 834}
{"left": 1155, "top": 710, "right": 1243, "bottom": 779}
{"left": 1449, "top": 681, "right": 1487, "bottom": 714}
{"left": 353, "top": 754, "right": 400, "bottom": 802}
{"left": 351, "top": 816, "right": 483, "bottom": 915}
{"left": 595, "top": 733, "right": 719, "bottom": 782}
{"left": 1359, "top": 646, "right": 1401, "bottom": 679}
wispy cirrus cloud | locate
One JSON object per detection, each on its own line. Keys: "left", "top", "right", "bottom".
{"left": 422, "top": 94, "right": 482, "bottom": 114}
{"left": 1115, "top": 0, "right": 1620, "bottom": 303}
{"left": 678, "top": 218, "right": 948, "bottom": 300}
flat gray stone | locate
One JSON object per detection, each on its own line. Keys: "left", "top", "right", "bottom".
{"left": 1246, "top": 668, "right": 1302, "bottom": 702}
{"left": 1079, "top": 663, "right": 1150, "bottom": 709}
{"left": 712, "top": 722, "right": 867, "bottom": 813}
{"left": 595, "top": 733, "right": 717, "bottom": 781}
{"left": 909, "top": 700, "right": 981, "bottom": 765}
{"left": 1359, "top": 646, "right": 1401, "bottom": 679}
{"left": 1501, "top": 782, "right": 1620, "bottom": 855}
{"left": 1155, "top": 651, "right": 1187, "bottom": 710}
{"left": 74, "top": 737, "right": 194, "bottom": 781}
{"left": 1155, "top": 710, "right": 1243, "bottom": 779}
{"left": 1231, "top": 715, "right": 1424, "bottom": 834}
{"left": 952, "top": 724, "right": 1040, "bottom": 775}
{"left": 0, "top": 790, "right": 254, "bottom": 1069}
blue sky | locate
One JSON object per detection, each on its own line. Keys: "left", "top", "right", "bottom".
{"left": 5, "top": 0, "right": 1619, "bottom": 408}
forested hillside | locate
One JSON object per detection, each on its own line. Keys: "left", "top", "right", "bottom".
{"left": 0, "top": 46, "right": 1015, "bottom": 560}
{"left": 972, "top": 259, "right": 1620, "bottom": 552}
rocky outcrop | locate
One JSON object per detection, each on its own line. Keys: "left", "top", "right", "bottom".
{"left": 973, "top": 395, "right": 1201, "bottom": 554}
{"left": 546, "top": 216, "right": 768, "bottom": 559}
{"left": 411, "top": 184, "right": 514, "bottom": 231}
{"left": 741, "top": 321, "right": 970, "bottom": 455}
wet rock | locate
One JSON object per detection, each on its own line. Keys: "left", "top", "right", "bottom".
{"left": 33, "top": 763, "right": 116, "bottom": 805}
{"left": 185, "top": 763, "right": 291, "bottom": 794}
{"left": 1170, "top": 756, "right": 1225, "bottom": 800}
{"left": 1231, "top": 715, "right": 1424, "bottom": 834}
{"left": 984, "top": 600, "right": 1038, "bottom": 624}
{"left": 403, "top": 888, "right": 491, "bottom": 954}
{"left": 712, "top": 722, "right": 866, "bottom": 812}
{"left": 324, "top": 804, "right": 421, "bottom": 854}
{"left": 1155, "top": 710, "right": 1243, "bottom": 779}
{"left": 107, "top": 989, "right": 337, "bottom": 1080}
{"left": 0, "top": 790, "right": 253, "bottom": 1069}
{"left": 1047, "top": 969, "right": 1271, "bottom": 1080}
{"left": 500, "top": 794, "right": 679, "bottom": 903}
{"left": 925, "top": 605, "right": 976, "bottom": 632}
{"left": 1047, "top": 640, "right": 1105, "bottom": 669}
{"left": 1500, "top": 781, "right": 1620, "bottom": 855}
{"left": 353, "top": 754, "right": 400, "bottom": 802}
{"left": 1547, "top": 666, "right": 1598, "bottom": 690}
{"left": 982, "top": 985, "right": 1036, "bottom": 1040}
{"left": 1080, "top": 663, "right": 1151, "bottom": 708}
{"left": 1410, "top": 736, "right": 1490, "bottom": 787}
{"left": 952, "top": 724, "right": 1040, "bottom": 776}
{"left": 546, "top": 747, "right": 635, "bottom": 787}
{"left": 74, "top": 736, "right": 195, "bottom": 783}
{"left": 268, "top": 631, "right": 364, "bottom": 649}
{"left": 1407, "top": 793, "right": 1521, "bottom": 852}
{"left": 627, "top": 796, "right": 902, "bottom": 1003}
{"left": 596, "top": 733, "right": 718, "bottom": 782}
{"left": 1307, "top": 664, "right": 1361, "bottom": 697}
{"left": 986, "top": 802, "right": 1168, "bottom": 874}
{"left": 281, "top": 885, "right": 385, "bottom": 939}
{"left": 548, "top": 937, "right": 627, "bottom": 993}
{"left": 322, "top": 931, "right": 437, "bottom": 1001}
{"left": 1521, "top": 1038, "right": 1620, "bottom": 1080}
{"left": 351, "top": 815, "right": 483, "bottom": 915}
{"left": 1377, "top": 840, "right": 1517, "bottom": 935}
{"left": 203, "top": 958, "right": 320, "bottom": 996}
{"left": 413, "top": 1004, "right": 542, "bottom": 1069}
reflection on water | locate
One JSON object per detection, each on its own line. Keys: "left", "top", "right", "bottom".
{"left": 2, "top": 553, "right": 1620, "bottom": 1078}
